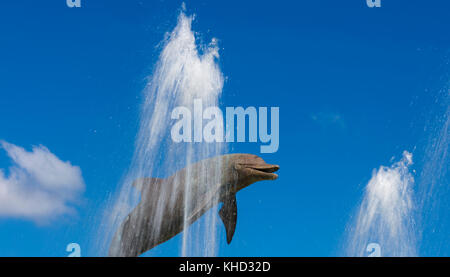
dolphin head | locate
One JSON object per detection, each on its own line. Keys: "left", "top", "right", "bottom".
{"left": 228, "top": 154, "right": 279, "bottom": 192}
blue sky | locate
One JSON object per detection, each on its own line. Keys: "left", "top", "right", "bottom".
{"left": 0, "top": 1, "right": 449, "bottom": 257}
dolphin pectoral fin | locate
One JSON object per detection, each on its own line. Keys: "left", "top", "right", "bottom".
{"left": 219, "top": 195, "right": 237, "bottom": 244}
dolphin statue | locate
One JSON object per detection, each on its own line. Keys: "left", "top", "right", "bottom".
{"left": 108, "top": 153, "right": 279, "bottom": 257}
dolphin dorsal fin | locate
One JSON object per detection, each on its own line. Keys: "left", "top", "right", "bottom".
{"left": 219, "top": 194, "right": 237, "bottom": 244}
{"left": 132, "top": 177, "right": 164, "bottom": 192}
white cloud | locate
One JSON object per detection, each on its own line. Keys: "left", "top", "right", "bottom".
{"left": 0, "top": 141, "right": 85, "bottom": 223}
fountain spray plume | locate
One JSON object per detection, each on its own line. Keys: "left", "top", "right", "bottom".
{"left": 345, "top": 151, "right": 418, "bottom": 256}
{"left": 416, "top": 88, "right": 449, "bottom": 255}
{"left": 104, "top": 9, "right": 225, "bottom": 256}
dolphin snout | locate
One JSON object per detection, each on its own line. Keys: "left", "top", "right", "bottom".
{"left": 250, "top": 163, "right": 280, "bottom": 180}
{"left": 250, "top": 163, "right": 279, "bottom": 172}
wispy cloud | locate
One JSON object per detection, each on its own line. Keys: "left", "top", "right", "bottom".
{"left": 0, "top": 141, "right": 85, "bottom": 223}
{"left": 310, "top": 112, "right": 346, "bottom": 129}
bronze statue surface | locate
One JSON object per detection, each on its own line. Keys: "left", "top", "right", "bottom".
{"left": 109, "top": 154, "right": 279, "bottom": 257}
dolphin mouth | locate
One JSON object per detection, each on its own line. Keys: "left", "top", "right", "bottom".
{"left": 249, "top": 164, "right": 280, "bottom": 179}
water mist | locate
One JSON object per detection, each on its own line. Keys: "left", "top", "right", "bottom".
{"left": 101, "top": 11, "right": 226, "bottom": 257}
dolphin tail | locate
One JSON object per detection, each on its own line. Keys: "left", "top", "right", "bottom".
{"left": 132, "top": 177, "right": 164, "bottom": 192}
{"left": 108, "top": 178, "right": 166, "bottom": 257}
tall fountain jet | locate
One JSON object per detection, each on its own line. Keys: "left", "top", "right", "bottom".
{"left": 102, "top": 9, "right": 226, "bottom": 257}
